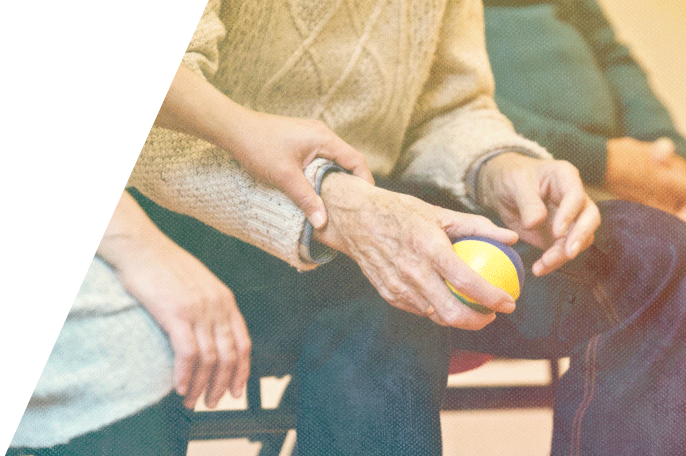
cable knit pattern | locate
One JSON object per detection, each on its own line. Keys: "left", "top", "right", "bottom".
{"left": 129, "top": 0, "right": 551, "bottom": 271}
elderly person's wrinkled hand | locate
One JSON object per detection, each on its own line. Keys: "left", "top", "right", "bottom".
{"left": 477, "top": 153, "right": 601, "bottom": 276}
{"left": 314, "top": 172, "right": 520, "bottom": 330}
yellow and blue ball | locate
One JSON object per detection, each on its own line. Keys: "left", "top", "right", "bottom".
{"left": 446, "top": 236, "right": 525, "bottom": 314}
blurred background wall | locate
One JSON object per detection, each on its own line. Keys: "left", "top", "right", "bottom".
{"left": 597, "top": 0, "right": 686, "bottom": 133}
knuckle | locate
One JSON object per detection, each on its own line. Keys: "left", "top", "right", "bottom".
{"left": 176, "top": 291, "right": 206, "bottom": 316}
{"left": 177, "top": 345, "right": 198, "bottom": 363}
{"left": 237, "top": 336, "right": 252, "bottom": 354}
{"left": 200, "top": 348, "right": 218, "bottom": 366}
{"left": 440, "top": 305, "right": 462, "bottom": 326}
{"left": 202, "top": 289, "right": 223, "bottom": 308}
{"left": 559, "top": 160, "right": 581, "bottom": 177}
{"left": 383, "top": 274, "right": 406, "bottom": 297}
{"left": 377, "top": 286, "right": 397, "bottom": 306}
{"left": 309, "top": 119, "right": 331, "bottom": 135}
{"left": 224, "top": 287, "right": 237, "bottom": 306}
{"left": 408, "top": 231, "right": 434, "bottom": 253}
{"left": 239, "top": 341, "right": 252, "bottom": 358}
{"left": 218, "top": 349, "right": 238, "bottom": 365}
{"left": 215, "top": 323, "right": 233, "bottom": 339}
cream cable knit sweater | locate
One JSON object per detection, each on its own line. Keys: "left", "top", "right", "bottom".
{"left": 128, "top": 0, "right": 550, "bottom": 270}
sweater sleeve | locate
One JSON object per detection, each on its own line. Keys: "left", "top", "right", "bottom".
{"left": 397, "top": 0, "right": 551, "bottom": 204}
{"left": 127, "top": 0, "right": 334, "bottom": 271}
{"left": 129, "top": 129, "right": 333, "bottom": 271}
{"left": 570, "top": 0, "right": 686, "bottom": 159}
{"left": 180, "top": 0, "right": 225, "bottom": 80}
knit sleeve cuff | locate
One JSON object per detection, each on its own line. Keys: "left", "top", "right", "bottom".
{"left": 464, "top": 146, "right": 545, "bottom": 210}
{"left": 298, "top": 162, "right": 345, "bottom": 264}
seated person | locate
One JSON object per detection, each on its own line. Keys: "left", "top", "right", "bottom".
{"left": 8, "top": 191, "right": 243, "bottom": 455}
{"left": 120, "top": 1, "right": 686, "bottom": 454}
{"left": 483, "top": 0, "right": 686, "bottom": 218}
{"left": 8, "top": 64, "right": 371, "bottom": 454}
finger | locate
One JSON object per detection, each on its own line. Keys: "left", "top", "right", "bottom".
{"left": 167, "top": 323, "right": 199, "bottom": 398}
{"left": 550, "top": 182, "right": 588, "bottom": 240}
{"left": 280, "top": 171, "right": 329, "bottom": 229}
{"left": 654, "top": 162, "right": 686, "bottom": 198}
{"left": 676, "top": 205, "right": 686, "bottom": 223}
{"left": 532, "top": 231, "right": 596, "bottom": 277}
{"left": 228, "top": 313, "right": 252, "bottom": 398}
{"left": 203, "top": 322, "right": 236, "bottom": 408}
{"left": 392, "top": 269, "right": 498, "bottom": 330}
{"left": 441, "top": 211, "right": 519, "bottom": 246}
{"left": 532, "top": 237, "right": 568, "bottom": 276}
{"left": 429, "top": 286, "right": 498, "bottom": 330}
{"left": 608, "top": 181, "right": 682, "bottom": 213}
{"left": 510, "top": 178, "right": 548, "bottom": 230}
{"left": 318, "top": 137, "right": 375, "bottom": 184}
{"left": 435, "top": 246, "right": 516, "bottom": 316}
{"left": 184, "top": 323, "right": 218, "bottom": 409}
{"left": 563, "top": 199, "right": 600, "bottom": 258}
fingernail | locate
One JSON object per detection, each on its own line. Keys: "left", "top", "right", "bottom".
{"left": 532, "top": 263, "right": 543, "bottom": 276}
{"left": 310, "top": 211, "right": 326, "bottom": 229}
{"left": 569, "top": 241, "right": 580, "bottom": 257}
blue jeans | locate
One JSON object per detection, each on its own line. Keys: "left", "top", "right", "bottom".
{"left": 453, "top": 200, "right": 686, "bottom": 455}
{"left": 134, "top": 190, "right": 686, "bottom": 456}
{"left": 9, "top": 393, "right": 191, "bottom": 456}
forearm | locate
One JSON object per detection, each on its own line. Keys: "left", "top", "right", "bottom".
{"left": 96, "top": 192, "right": 166, "bottom": 272}
{"left": 154, "top": 64, "right": 254, "bottom": 158}
{"left": 313, "top": 172, "right": 387, "bottom": 254}
{"left": 129, "top": 128, "right": 334, "bottom": 270}
{"left": 399, "top": 0, "right": 549, "bottom": 201}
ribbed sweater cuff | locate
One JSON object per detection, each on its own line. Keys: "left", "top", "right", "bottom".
{"left": 464, "top": 146, "right": 547, "bottom": 209}
{"left": 298, "top": 161, "right": 343, "bottom": 265}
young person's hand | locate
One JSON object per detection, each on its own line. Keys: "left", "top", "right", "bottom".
{"left": 98, "top": 192, "right": 251, "bottom": 409}
{"left": 155, "top": 65, "right": 374, "bottom": 229}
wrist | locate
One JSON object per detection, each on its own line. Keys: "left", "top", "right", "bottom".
{"left": 96, "top": 193, "right": 163, "bottom": 272}
{"left": 476, "top": 152, "right": 522, "bottom": 207}
{"left": 312, "top": 172, "right": 376, "bottom": 252}
{"left": 469, "top": 148, "right": 542, "bottom": 208}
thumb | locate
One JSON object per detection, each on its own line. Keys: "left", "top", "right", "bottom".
{"left": 283, "top": 173, "right": 328, "bottom": 229}
{"left": 513, "top": 183, "right": 548, "bottom": 230}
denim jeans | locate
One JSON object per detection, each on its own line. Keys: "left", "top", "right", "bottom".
{"left": 134, "top": 189, "right": 686, "bottom": 456}
{"left": 452, "top": 200, "right": 686, "bottom": 455}
{"left": 9, "top": 393, "right": 191, "bottom": 456}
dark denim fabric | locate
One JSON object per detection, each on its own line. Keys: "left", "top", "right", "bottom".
{"left": 11, "top": 393, "right": 191, "bottom": 456}
{"left": 452, "top": 200, "right": 686, "bottom": 456}
{"left": 132, "top": 189, "right": 686, "bottom": 456}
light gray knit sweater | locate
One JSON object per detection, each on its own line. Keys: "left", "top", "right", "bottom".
{"left": 11, "top": 258, "right": 174, "bottom": 448}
